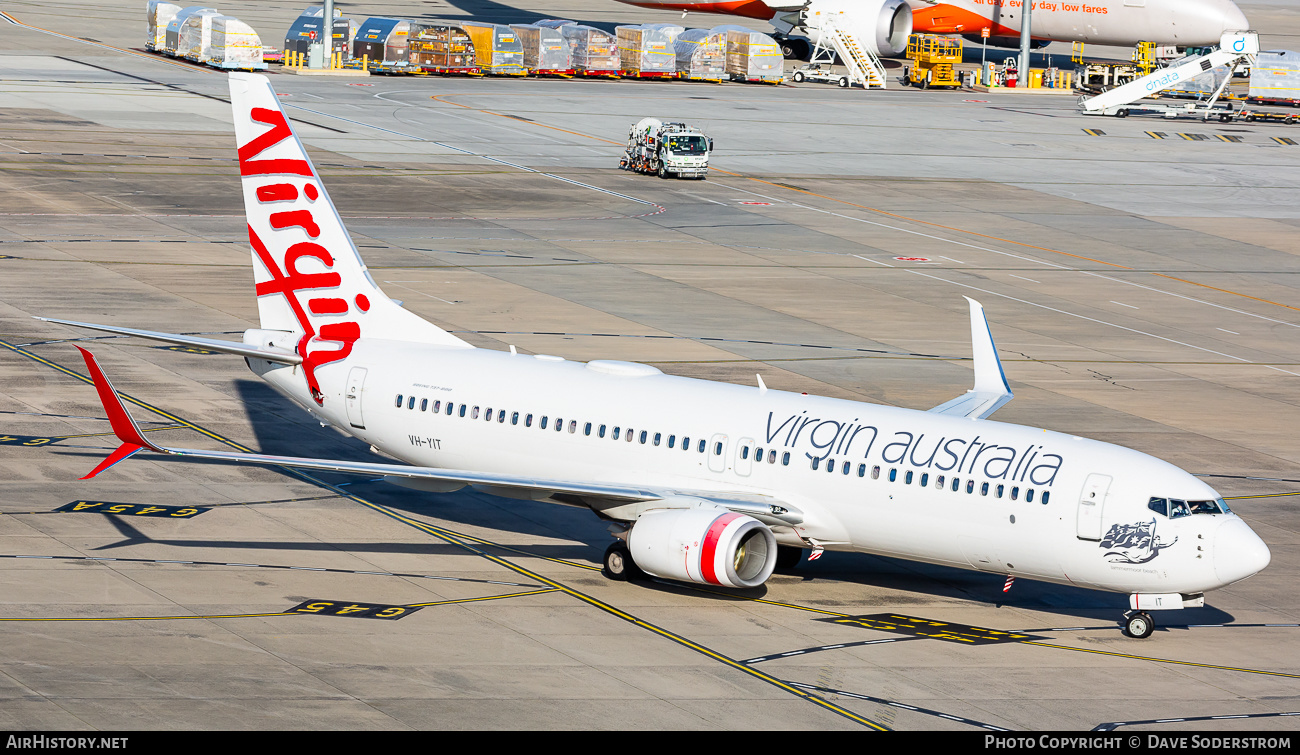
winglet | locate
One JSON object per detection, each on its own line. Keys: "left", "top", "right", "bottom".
{"left": 926, "top": 298, "right": 1014, "bottom": 420}
{"left": 965, "top": 296, "right": 1011, "bottom": 397}
{"left": 75, "top": 347, "right": 162, "bottom": 479}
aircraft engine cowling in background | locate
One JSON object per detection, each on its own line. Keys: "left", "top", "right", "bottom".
{"left": 627, "top": 507, "right": 778, "bottom": 589}
{"left": 792, "top": 0, "right": 914, "bottom": 57}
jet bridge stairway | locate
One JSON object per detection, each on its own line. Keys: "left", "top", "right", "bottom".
{"left": 807, "top": 15, "right": 888, "bottom": 89}
{"left": 1079, "top": 30, "right": 1257, "bottom": 119}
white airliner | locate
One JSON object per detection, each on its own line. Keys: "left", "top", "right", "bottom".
{"left": 52, "top": 73, "right": 1269, "bottom": 639}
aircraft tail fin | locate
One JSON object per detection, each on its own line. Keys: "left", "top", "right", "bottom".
{"left": 227, "top": 73, "right": 470, "bottom": 401}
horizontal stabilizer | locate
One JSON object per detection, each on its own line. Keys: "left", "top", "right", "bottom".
{"left": 927, "top": 297, "right": 1013, "bottom": 420}
{"left": 40, "top": 318, "right": 301, "bottom": 364}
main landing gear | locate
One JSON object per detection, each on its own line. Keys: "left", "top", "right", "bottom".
{"left": 602, "top": 541, "right": 646, "bottom": 581}
{"left": 1123, "top": 610, "right": 1155, "bottom": 639}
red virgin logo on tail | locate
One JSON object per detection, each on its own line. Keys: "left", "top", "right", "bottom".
{"left": 241, "top": 107, "right": 365, "bottom": 405}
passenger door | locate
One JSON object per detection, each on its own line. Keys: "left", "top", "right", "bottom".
{"left": 1076, "top": 473, "right": 1112, "bottom": 541}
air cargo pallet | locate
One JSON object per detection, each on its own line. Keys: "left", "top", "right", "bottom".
{"left": 530, "top": 69, "right": 575, "bottom": 78}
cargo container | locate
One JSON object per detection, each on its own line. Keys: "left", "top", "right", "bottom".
{"left": 460, "top": 22, "right": 526, "bottom": 75}
{"left": 353, "top": 17, "right": 411, "bottom": 69}
{"left": 409, "top": 22, "right": 480, "bottom": 74}
{"left": 164, "top": 6, "right": 215, "bottom": 56}
{"left": 146, "top": 2, "right": 181, "bottom": 52}
{"left": 176, "top": 8, "right": 222, "bottom": 62}
{"left": 561, "top": 25, "right": 619, "bottom": 76}
{"left": 1249, "top": 50, "right": 1300, "bottom": 104}
{"left": 535, "top": 19, "right": 575, "bottom": 29}
{"left": 208, "top": 15, "right": 266, "bottom": 70}
{"left": 723, "top": 28, "right": 783, "bottom": 83}
{"left": 616, "top": 23, "right": 683, "bottom": 77}
{"left": 512, "top": 24, "right": 573, "bottom": 76}
{"left": 675, "top": 28, "right": 727, "bottom": 81}
{"left": 284, "top": 5, "right": 355, "bottom": 62}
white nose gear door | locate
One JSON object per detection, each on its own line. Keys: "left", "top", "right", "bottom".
{"left": 1076, "top": 473, "right": 1112, "bottom": 541}
{"left": 345, "top": 367, "right": 367, "bottom": 429}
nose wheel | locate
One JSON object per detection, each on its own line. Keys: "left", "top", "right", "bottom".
{"left": 1124, "top": 610, "right": 1155, "bottom": 639}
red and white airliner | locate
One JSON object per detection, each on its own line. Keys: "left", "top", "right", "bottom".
{"left": 51, "top": 73, "right": 1268, "bottom": 639}
{"left": 613, "top": 0, "right": 1251, "bottom": 58}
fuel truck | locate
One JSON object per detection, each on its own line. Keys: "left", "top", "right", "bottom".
{"left": 619, "top": 118, "right": 712, "bottom": 179}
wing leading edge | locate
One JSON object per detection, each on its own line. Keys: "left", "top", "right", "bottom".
{"left": 927, "top": 297, "right": 1013, "bottom": 420}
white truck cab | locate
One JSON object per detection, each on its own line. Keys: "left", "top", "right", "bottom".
{"left": 620, "top": 118, "right": 712, "bottom": 179}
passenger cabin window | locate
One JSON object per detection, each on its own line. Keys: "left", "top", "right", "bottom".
{"left": 446, "top": 403, "right": 454, "bottom": 416}
{"left": 584, "top": 422, "right": 592, "bottom": 436}
{"left": 700, "top": 440, "right": 708, "bottom": 453}
{"left": 512, "top": 412, "right": 520, "bottom": 425}
{"left": 408, "top": 397, "right": 416, "bottom": 410}
{"left": 458, "top": 404, "right": 466, "bottom": 418}
{"left": 935, "top": 475, "right": 944, "bottom": 488}
{"left": 951, "top": 478, "right": 960, "bottom": 492}
{"left": 921, "top": 473, "right": 929, "bottom": 487}
{"left": 395, "top": 394, "right": 403, "bottom": 408}
{"left": 858, "top": 464, "right": 866, "bottom": 478}
{"left": 569, "top": 420, "right": 577, "bottom": 434}
{"left": 781, "top": 452, "right": 790, "bottom": 466}
{"left": 525, "top": 413, "right": 533, "bottom": 427}
{"left": 599, "top": 425, "right": 607, "bottom": 438}
{"left": 420, "top": 399, "right": 428, "bottom": 412}
{"left": 433, "top": 400, "right": 441, "bottom": 413}
{"left": 640, "top": 431, "right": 648, "bottom": 444}
{"left": 842, "top": 461, "right": 850, "bottom": 475}
{"left": 1041, "top": 491, "right": 1050, "bottom": 505}
{"left": 888, "top": 468, "right": 896, "bottom": 482}
{"left": 653, "top": 433, "right": 661, "bottom": 446}
{"left": 612, "top": 427, "right": 620, "bottom": 440}
{"left": 499, "top": 410, "right": 506, "bottom": 423}
{"left": 1026, "top": 489, "right": 1035, "bottom": 503}
{"left": 1011, "top": 486, "right": 1019, "bottom": 501}
{"left": 741, "top": 447, "right": 749, "bottom": 460}
{"left": 966, "top": 480, "right": 975, "bottom": 494}
{"left": 668, "top": 435, "right": 676, "bottom": 449}
{"left": 541, "top": 416, "right": 548, "bottom": 429}
{"left": 904, "top": 471, "right": 913, "bottom": 484}
{"left": 472, "top": 407, "right": 480, "bottom": 420}
{"left": 811, "top": 457, "right": 820, "bottom": 471}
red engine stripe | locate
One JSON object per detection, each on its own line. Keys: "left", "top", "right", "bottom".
{"left": 700, "top": 513, "right": 743, "bottom": 585}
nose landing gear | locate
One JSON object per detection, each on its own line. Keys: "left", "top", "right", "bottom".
{"left": 1124, "top": 610, "right": 1155, "bottom": 639}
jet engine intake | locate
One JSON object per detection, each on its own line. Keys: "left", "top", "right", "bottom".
{"left": 799, "top": 0, "right": 913, "bottom": 57}
{"left": 627, "top": 506, "right": 777, "bottom": 588}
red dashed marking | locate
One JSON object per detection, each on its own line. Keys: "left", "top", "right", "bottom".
{"left": 894, "top": 256, "right": 933, "bottom": 262}
{"left": 740, "top": 201, "right": 773, "bottom": 205}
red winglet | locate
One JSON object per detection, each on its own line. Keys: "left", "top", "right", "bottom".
{"left": 80, "top": 442, "right": 143, "bottom": 480}
{"left": 75, "top": 347, "right": 161, "bottom": 454}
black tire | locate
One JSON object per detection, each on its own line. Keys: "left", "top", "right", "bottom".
{"left": 775, "top": 545, "right": 803, "bottom": 570}
{"left": 1116, "top": 108, "right": 1129, "bottom": 118}
{"left": 838, "top": 76, "right": 849, "bottom": 88}
{"left": 792, "top": 71, "right": 804, "bottom": 83}
{"left": 1124, "top": 611, "right": 1155, "bottom": 639}
{"left": 602, "top": 542, "right": 644, "bottom": 581}
{"left": 658, "top": 164, "right": 671, "bottom": 179}
{"left": 1219, "top": 113, "right": 1232, "bottom": 123}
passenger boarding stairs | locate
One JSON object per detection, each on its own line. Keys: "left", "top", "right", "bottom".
{"left": 1080, "top": 30, "right": 1258, "bottom": 117}
{"left": 808, "top": 15, "right": 887, "bottom": 89}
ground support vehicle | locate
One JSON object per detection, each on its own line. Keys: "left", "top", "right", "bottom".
{"left": 790, "top": 63, "right": 851, "bottom": 88}
{"left": 903, "top": 33, "right": 961, "bottom": 89}
{"left": 620, "top": 118, "right": 711, "bottom": 179}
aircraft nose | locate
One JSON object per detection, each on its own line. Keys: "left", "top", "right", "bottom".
{"left": 1213, "top": 517, "right": 1270, "bottom": 586}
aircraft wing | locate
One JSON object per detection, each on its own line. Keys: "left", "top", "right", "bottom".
{"left": 926, "top": 297, "right": 1013, "bottom": 420}
{"left": 72, "top": 346, "right": 804, "bottom": 528}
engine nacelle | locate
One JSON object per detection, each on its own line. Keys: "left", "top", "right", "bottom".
{"left": 777, "top": 0, "right": 913, "bottom": 57}
{"left": 627, "top": 507, "right": 777, "bottom": 589}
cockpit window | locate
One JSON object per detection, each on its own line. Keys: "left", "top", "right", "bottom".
{"left": 1189, "top": 499, "right": 1227, "bottom": 515}
{"left": 1150, "top": 496, "right": 1228, "bottom": 518}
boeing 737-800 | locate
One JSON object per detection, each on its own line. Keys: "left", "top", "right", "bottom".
{"left": 50, "top": 73, "right": 1269, "bottom": 640}
{"left": 615, "top": 0, "right": 1250, "bottom": 58}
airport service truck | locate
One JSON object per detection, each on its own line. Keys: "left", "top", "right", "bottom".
{"left": 620, "top": 118, "right": 712, "bottom": 179}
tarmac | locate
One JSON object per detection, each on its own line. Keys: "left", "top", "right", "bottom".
{"left": 0, "top": 0, "right": 1298, "bottom": 732}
